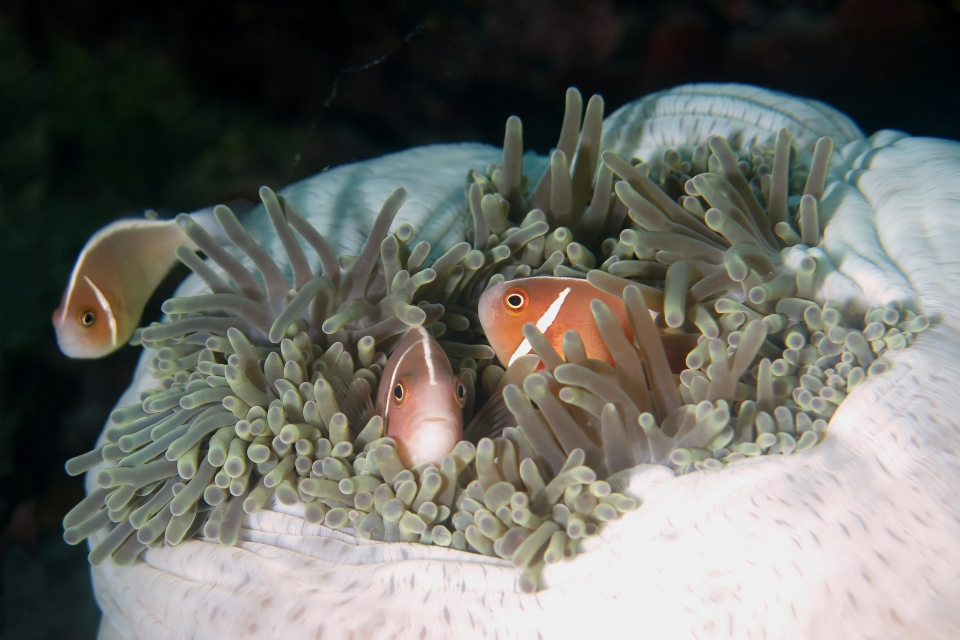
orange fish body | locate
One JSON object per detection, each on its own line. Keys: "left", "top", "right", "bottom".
{"left": 479, "top": 276, "right": 691, "bottom": 371}
{"left": 479, "top": 277, "right": 633, "bottom": 367}
{"left": 376, "top": 327, "right": 466, "bottom": 467}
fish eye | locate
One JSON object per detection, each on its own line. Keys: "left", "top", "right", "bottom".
{"left": 456, "top": 382, "right": 467, "bottom": 406}
{"left": 503, "top": 287, "right": 528, "bottom": 314}
{"left": 393, "top": 383, "right": 405, "bottom": 405}
{"left": 79, "top": 308, "right": 96, "bottom": 328}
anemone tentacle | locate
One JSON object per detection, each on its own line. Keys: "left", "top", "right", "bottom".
{"left": 72, "top": 84, "right": 960, "bottom": 639}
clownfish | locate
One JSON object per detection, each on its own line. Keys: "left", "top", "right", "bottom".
{"left": 53, "top": 217, "right": 193, "bottom": 358}
{"left": 377, "top": 327, "right": 466, "bottom": 467}
{"left": 478, "top": 276, "right": 693, "bottom": 371}
{"left": 53, "top": 206, "right": 237, "bottom": 359}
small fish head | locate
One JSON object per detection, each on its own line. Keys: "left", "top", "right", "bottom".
{"left": 480, "top": 277, "right": 577, "bottom": 367}
{"left": 379, "top": 328, "right": 466, "bottom": 467}
{"left": 53, "top": 275, "right": 120, "bottom": 359}
{"left": 479, "top": 279, "right": 533, "bottom": 367}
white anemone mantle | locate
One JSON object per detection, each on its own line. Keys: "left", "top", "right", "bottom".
{"left": 87, "top": 84, "right": 960, "bottom": 639}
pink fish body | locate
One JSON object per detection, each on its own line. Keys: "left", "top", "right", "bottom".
{"left": 54, "top": 204, "right": 245, "bottom": 359}
{"left": 53, "top": 218, "right": 192, "bottom": 358}
{"left": 376, "top": 327, "right": 466, "bottom": 467}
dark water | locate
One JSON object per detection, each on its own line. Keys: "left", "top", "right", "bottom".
{"left": 1, "top": 1, "right": 958, "bottom": 637}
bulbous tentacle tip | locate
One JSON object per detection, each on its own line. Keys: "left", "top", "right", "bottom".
{"left": 70, "top": 84, "right": 959, "bottom": 638}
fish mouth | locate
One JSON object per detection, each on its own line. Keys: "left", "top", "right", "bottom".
{"left": 397, "top": 410, "right": 462, "bottom": 467}
{"left": 55, "top": 337, "right": 96, "bottom": 359}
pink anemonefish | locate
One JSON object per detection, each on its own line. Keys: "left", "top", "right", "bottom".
{"left": 53, "top": 217, "right": 197, "bottom": 359}
{"left": 478, "top": 276, "right": 694, "bottom": 372}
{"left": 53, "top": 204, "right": 245, "bottom": 359}
{"left": 377, "top": 327, "right": 466, "bottom": 467}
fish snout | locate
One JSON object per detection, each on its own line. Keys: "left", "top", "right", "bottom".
{"left": 478, "top": 286, "right": 499, "bottom": 330}
{"left": 478, "top": 284, "right": 512, "bottom": 366}
{"left": 396, "top": 409, "right": 462, "bottom": 467}
{"left": 52, "top": 320, "right": 100, "bottom": 359}
{"left": 55, "top": 338, "right": 110, "bottom": 359}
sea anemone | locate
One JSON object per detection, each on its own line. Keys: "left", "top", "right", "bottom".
{"left": 72, "top": 84, "right": 960, "bottom": 638}
{"left": 63, "top": 146, "right": 639, "bottom": 594}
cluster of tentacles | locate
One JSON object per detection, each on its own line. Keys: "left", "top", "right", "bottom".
{"left": 464, "top": 88, "right": 930, "bottom": 476}
{"left": 63, "top": 88, "right": 930, "bottom": 593}
{"left": 62, "top": 174, "right": 639, "bottom": 593}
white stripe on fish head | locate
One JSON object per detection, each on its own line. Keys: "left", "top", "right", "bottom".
{"left": 84, "top": 276, "right": 119, "bottom": 346}
{"left": 417, "top": 326, "right": 437, "bottom": 385}
{"left": 58, "top": 260, "right": 84, "bottom": 326}
{"left": 384, "top": 338, "right": 413, "bottom": 425}
{"left": 508, "top": 286, "right": 572, "bottom": 365}
{"left": 383, "top": 329, "right": 436, "bottom": 423}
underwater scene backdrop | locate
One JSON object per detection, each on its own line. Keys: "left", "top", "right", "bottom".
{"left": 2, "top": 1, "right": 960, "bottom": 638}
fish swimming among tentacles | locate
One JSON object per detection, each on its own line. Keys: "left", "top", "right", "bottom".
{"left": 478, "top": 275, "right": 694, "bottom": 370}
{"left": 53, "top": 206, "right": 243, "bottom": 359}
{"left": 376, "top": 326, "right": 467, "bottom": 467}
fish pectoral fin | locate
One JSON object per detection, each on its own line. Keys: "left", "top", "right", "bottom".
{"left": 463, "top": 390, "right": 515, "bottom": 442}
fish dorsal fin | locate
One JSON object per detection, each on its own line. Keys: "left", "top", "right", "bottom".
{"left": 345, "top": 377, "right": 375, "bottom": 434}
{"left": 318, "top": 361, "right": 372, "bottom": 435}
{"left": 463, "top": 390, "right": 516, "bottom": 442}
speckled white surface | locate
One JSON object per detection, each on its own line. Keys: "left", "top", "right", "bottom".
{"left": 87, "top": 84, "right": 960, "bottom": 639}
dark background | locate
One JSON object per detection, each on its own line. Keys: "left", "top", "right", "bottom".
{"left": 1, "top": 0, "right": 958, "bottom": 637}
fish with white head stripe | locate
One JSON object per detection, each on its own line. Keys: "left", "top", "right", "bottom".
{"left": 376, "top": 327, "right": 466, "bottom": 467}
